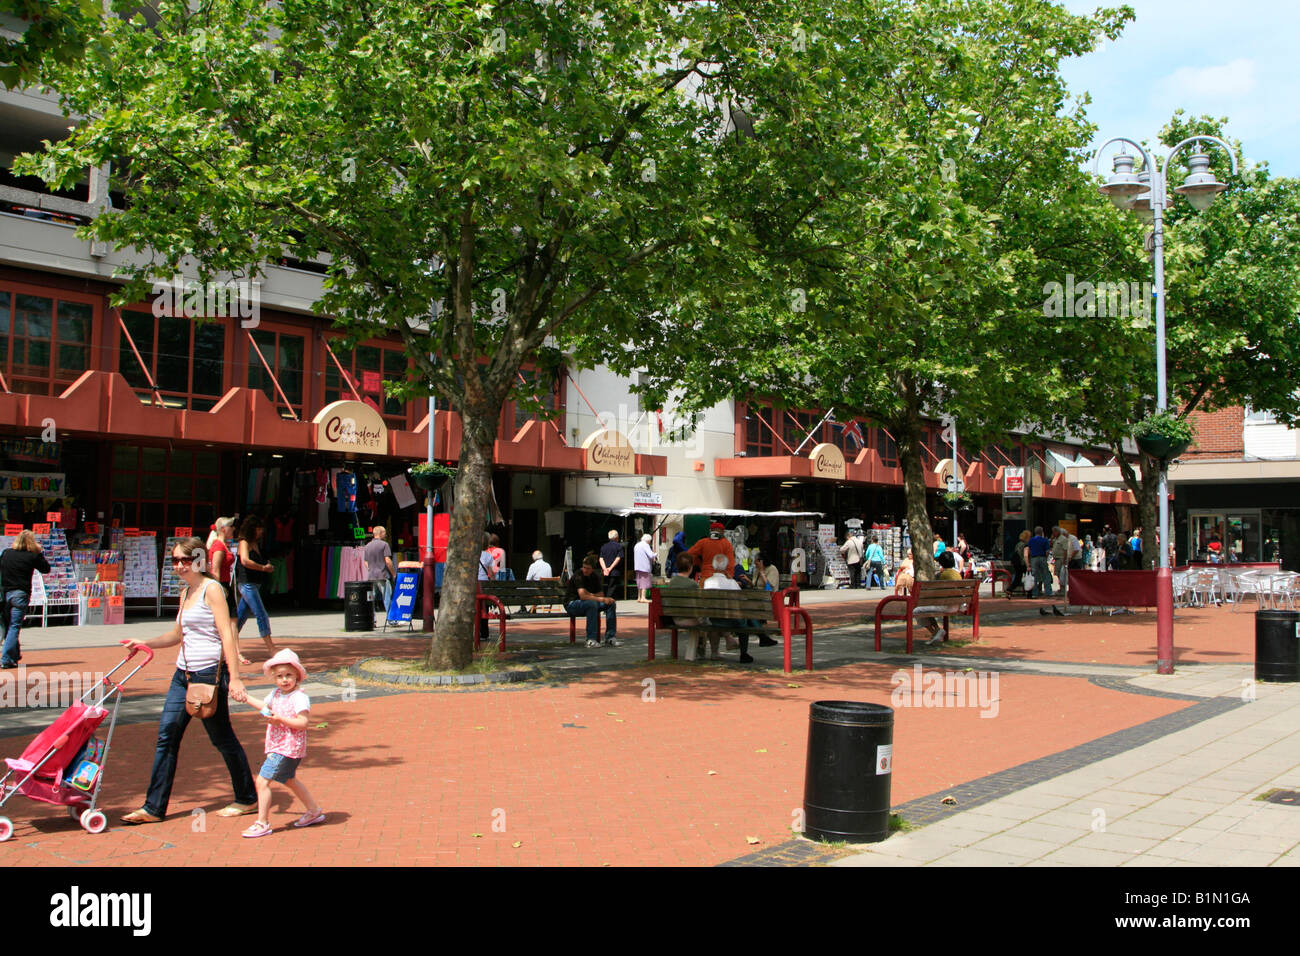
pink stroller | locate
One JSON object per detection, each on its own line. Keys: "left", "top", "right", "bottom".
{"left": 0, "top": 642, "right": 154, "bottom": 840}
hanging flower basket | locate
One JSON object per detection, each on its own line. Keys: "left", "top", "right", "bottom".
{"left": 1133, "top": 412, "right": 1195, "bottom": 461}
{"left": 409, "top": 461, "right": 456, "bottom": 492}
{"left": 942, "top": 491, "right": 974, "bottom": 512}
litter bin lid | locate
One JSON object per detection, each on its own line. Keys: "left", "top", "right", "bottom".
{"left": 810, "top": 700, "right": 894, "bottom": 724}
{"left": 1256, "top": 608, "right": 1299, "bottom": 620}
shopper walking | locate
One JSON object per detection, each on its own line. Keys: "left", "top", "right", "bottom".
{"left": 634, "top": 533, "right": 656, "bottom": 603}
{"left": 863, "top": 534, "right": 886, "bottom": 589}
{"left": 1027, "top": 526, "right": 1052, "bottom": 598}
{"left": 839, "top": 530, "right": 865, "bottom": 588}
{"left": 1, "top": 530, "right": 50, "bottom": 668}
{"left": 206, "top": 517, "right": 247, "bottom": 665}
{"left": 235, "top": 517, "right": 277, "bottom": 660}
{"left": 121, "top": 536, "right": 256, "bottom": 824}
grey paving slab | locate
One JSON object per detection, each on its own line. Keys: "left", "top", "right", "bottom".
{"left": 1038, "top": 844, "right": 1137, "bottom": 866}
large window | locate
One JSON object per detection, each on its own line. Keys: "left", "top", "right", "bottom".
{"left": 876, "top": 427, "right": 898, "bottom": 468}
{"left": 118, "top": 309, "right": 226, "bottom": 410}
{"left": 0, "top": 288, "right": 96, "bottom": 395}
{"left": 508, "top": 367, "right": 559, "bottom": 437}
{"left": 247, "top": 328, "right": 305, "bottom": 419}
{"left": 743, "top": 406, "right": 778, "bottom": 457}
{"left": 323, "top": 339, "right": 411, "bottom": 427}
{"left": 110, "top": 443, "right": 220, "bottom": 530}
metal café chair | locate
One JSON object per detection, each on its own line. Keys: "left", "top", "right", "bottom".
{"left": 1192, "top": 569, "right": 1223, "bottom": 607}
{"left": 1268, "top": 571, "right": 1300, "bottom": 611}
{"left": 1226, "top": 569, "right": 1266, "bottom": 611}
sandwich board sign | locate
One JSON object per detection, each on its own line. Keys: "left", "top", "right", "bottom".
{"left": 385, "top": 572, "right": 420, "bottom": 630}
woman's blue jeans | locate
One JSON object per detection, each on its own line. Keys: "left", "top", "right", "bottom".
{"left": 2, "top": 589, "right": 28, "bottom": 665}
{"left": 236, "top": 583, "right": 271, "bottom": 637}
{"left": 143, "top": 665, "right": 256, "bottom": 817}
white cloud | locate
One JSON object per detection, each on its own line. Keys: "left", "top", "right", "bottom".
{"left": 1158, "top": 59, "right": 1257, "bottom": 100}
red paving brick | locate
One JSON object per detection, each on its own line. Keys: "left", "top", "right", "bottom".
{"left": 923, "top": 603, "right": 1255, "bottom": 667}
{"left": 1, "top": 652, "right": 1188, "bottom": 866}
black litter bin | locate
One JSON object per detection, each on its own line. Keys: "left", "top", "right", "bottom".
{"left": 1255, "top": 609, "right": 1300, "bottom": 683}
{"left": 804, "top": 700, "right": 894, "bottom": 843}
{"left": 344, "top": 581, "right": 375, "bottom": 632}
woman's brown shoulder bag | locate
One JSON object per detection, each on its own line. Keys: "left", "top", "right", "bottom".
{"left": 179, "top": 584, "right": 224, "bottom": 719}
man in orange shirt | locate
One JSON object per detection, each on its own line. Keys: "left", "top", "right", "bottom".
{"left": 686, "top": 522, "right": 735, "bottom": 584}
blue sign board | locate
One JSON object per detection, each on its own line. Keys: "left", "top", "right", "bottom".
{"left": 387, "top": 572, "right": 420, "bottom": 625}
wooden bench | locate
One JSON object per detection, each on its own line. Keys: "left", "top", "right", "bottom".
{"left": 648, "top": 586, "right": 813, "bottom": 673}
{"left": 475, "top": 580, "right": 601, "bottom": 651}
{"left": 480, "top": 579, "right": 569, "bottom": 615}
{"left": 873, "top": 579, "right": 980, "bottom": 653}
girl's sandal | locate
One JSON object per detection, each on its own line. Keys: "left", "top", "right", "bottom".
{"left": 293, "top": 808, "right": 326, "bottom": 828}
{"left": 242, "top": 820, "right": 272, "bottom": 838}
{"left": 239, "top": 656, "right": 252, "bottom": 666}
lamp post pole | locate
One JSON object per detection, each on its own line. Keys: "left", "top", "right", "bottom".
{"left": 1096, "top": 134, "right": 1238, "bottom": 675}
{"left": 423, "top": 386, "right": 436, "bottom": 632}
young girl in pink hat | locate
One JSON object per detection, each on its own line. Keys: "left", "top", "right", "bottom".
{"left": 238, "top": 649, "right": 325, "bottom": 837}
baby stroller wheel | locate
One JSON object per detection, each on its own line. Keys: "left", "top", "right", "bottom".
{"left": 80, "top": 809, "right": 107, "bottom": 834}
{"left": 67, "top": 806, "right": 82, "bottom": 821}
{"left": 0, "top": 816, "right": 12, "bottom": 842}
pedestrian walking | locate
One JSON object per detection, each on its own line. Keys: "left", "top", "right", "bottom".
{"left": 121, "top": 537, "right": 256, "bottom": 824}
{"left": 1, "top": 531, "right": 50, "bottom": 669}
{"left": 235, "top": 517, "right": 277, "bottom": 660}
{"left": 634, "top": 533, "right": 655, "bottom": 603}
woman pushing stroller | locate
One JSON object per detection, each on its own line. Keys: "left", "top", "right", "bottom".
{"left": 119, "top": 537, "right": 257, "bottom": 824}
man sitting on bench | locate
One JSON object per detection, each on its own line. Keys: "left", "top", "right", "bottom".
{"left": 923, "top": 550, "right": 963, "bottom": 646}
{"left": 701, "top": 554, "right": 741, "bottom": 662}
{"left": 566, "top": 555, "right": 618, "bottom": 648}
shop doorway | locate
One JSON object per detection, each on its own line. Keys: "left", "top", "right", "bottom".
{"left": 1189, "top": 511, "right": 1261, "bottom": 562}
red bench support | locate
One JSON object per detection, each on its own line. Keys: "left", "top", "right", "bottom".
{"left": 873, "top": 580, "right": 980, "bottom": 654}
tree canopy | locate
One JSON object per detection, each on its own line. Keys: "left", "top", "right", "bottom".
{"left": 620, "top": 0, "right": 1135, "bottom": 576}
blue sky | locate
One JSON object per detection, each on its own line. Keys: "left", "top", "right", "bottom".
{"left": 1059, "top": 0, "right": 1299, "bottom": 177}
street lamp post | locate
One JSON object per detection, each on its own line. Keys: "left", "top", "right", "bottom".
{"left": 1096, "top": 134, "right": 1238, "bottom": 675}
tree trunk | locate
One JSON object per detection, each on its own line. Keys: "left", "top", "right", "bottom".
{"left": 425, "top": 407, "right": 498, "bottom": 671}
{"left": 1114, "top": 446, "right": 1161, "bottom": 571}
{"left": 1137, "top": 458, "right": 1160, "bottom": 570}
{"left": 895, "top": 410, "right": 936, "bottom": 582}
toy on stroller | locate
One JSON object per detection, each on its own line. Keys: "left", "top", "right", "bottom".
{"left": 0, "top": 642, "right": 154, "bottom": 840}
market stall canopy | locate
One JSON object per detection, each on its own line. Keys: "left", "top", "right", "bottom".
{"left": 549, "top": 505, "right": 825, "bottom": 519}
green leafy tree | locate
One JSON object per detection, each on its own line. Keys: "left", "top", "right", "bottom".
{"left": 0, "top": 0, "right": 103, "bottom": 88}
{"left": 18, "top": 0, "right": 904, "bottom": 667}
{"left": 1049, "top": 114, "right": 1300, "bottom": 567}
{"left": 624, "top": 0, "right": 1134, "bottom": 581}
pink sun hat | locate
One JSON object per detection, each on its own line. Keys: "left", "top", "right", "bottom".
{"left": 262, "top": 648, "right": 307, "bottom": 682}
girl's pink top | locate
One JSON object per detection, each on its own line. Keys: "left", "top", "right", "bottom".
{"left": 264, "top": 688, "right": 310, "bottom": 759}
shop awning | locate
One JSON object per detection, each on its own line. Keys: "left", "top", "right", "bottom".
{"left": 550, "top": 505, "right": 825, "bottom": 519}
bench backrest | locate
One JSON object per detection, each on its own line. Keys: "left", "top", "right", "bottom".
{"left": 480, "top": 579, "right": 567, "bottom": 599}
{"left": 911, "top": 579, "right": 979, "bottom": 613}
{"left": 655, "top": 587, "right": 780, "bottom": 622}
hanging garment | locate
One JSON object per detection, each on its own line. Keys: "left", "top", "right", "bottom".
{"left": 389, "top": 474, "right": 416, "bottom": 509}
{"left": 315, "top": 468, "right": 329, "bottom": 505}
{"left": 335, "top": 471, "right": 357, "bottom": 513}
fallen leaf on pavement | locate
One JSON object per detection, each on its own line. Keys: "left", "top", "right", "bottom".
{"left": 707, "top": 770, "right": 718, "bottom": 775}
{"left": 512, "top": 841, "right": 522, "bottom": 848}
{"left": 755, "top": 748, "right": 768, "bottom": 753}
{"left": 746, "top": 836, "right": 761, "bottom": 845}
